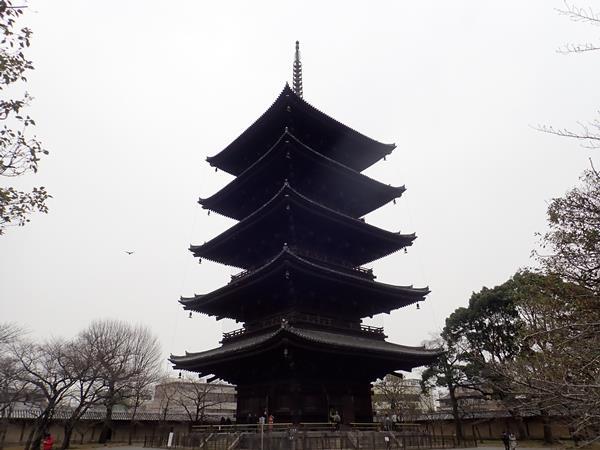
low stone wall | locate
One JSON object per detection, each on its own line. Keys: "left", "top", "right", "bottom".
{"left": 416, "top": 416, "right": 571, "bottom": 441}
{"left": 1, "top": 414, "right": 573, "bottom": 448}
{"left": 0, "top": 419, "right": 190, "bottom": 447}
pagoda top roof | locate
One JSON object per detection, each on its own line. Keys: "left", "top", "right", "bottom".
{"left": 170, "top": 324, "right": 440, "bottom": 368}
{"left": 180, "top": 246, "right": 428, "bottom": 321}
{"left": 206, "top": 84, "right": 395, "bottom": 176}
{"left": 190, "top": 183, "right": 416, "bottom": 269}
{"left": 200, "top": 130, "right": 405, "bottom": 220}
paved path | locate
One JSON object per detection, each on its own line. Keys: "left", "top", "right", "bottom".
{"left": 92, "top": 445, "right": 148, "bottom": 450}
{"left": 462, "top": 448, "right": 546, "bottom": 450}
{"left": 89, "top": 447, "right": 547, "bottom": 450}
{"left": 89, "top": 447, "right": 146, "bottom": 450}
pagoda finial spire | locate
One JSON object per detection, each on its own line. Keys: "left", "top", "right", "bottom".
{"left": 292, "top": 40, "right": 303, "bottom": 98}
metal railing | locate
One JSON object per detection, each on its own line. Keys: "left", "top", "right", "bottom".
{"left": 144, "top": 428, "right": 477, "bottom": 450}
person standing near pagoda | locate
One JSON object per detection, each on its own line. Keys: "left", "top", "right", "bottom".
{"left": 501, "top": 431, "right": 510, "bottom": 450}
{"left": 332, "top": 411, "right": 341, "bottom": 430}
{"left": 509, "top": 432, "right": 517, "bottom": 450}
{"left": 384, "top": 414, "right": 392, "bottom": 431}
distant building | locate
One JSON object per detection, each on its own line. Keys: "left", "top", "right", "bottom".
{"left": 149, "top": 378, "right": 236, "bottom": 423}
{"left": 372, "top": 376, "right": 435, "bottom": 422}
{"left": 436, "top": 387, "right": 503, "bottom": 415}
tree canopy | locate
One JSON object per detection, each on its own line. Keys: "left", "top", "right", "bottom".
{"left": 422, "top": 148, "right": 600, "bottom": 440}
{"left": 0, "top": 0, "right": 49, "bottom": 235}
{"left": 535, "top": 167, "right": 600, "bottom": 295}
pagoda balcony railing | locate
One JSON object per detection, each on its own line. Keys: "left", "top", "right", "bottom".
{"left": 221, "top": 312, "right": 385, "bottom": 343}
{"left": 230, "top": 271, "right": 249, "bottom": 283}
{"left": 360, "top": 324, "right": 386, "bottom": 334}
{"left": 289, "top": 246, "right": 374, "bottom": 278}
{"left": 229, "top": 248, "right": 374, "bottom": 283}
{"left": 221, "top": 327, "right": 246, "bottom": 340}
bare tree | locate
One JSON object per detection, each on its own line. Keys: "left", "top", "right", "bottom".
{"left": 11, "top": 338, "right": 83, "bottom": 450}
{"left": 535, "top": 2, "right": 600, "bottom": 148}
{"left": 419, "top": 392, "right": 444, "bottom": 437}
{"left": 0, "top": 322, "right": 26, "bottom": 450}
{"left": 174, "top": 375, "right": 224, "bottom": 427}
{"left": 536, "top": 120, "right": 600, "bottom": 149}
{"left": 373, "top": 375, "right": 422, "bottom": 423}
{"left": 154, "top": 375, "right": 178, "bottom": 425}
{"left": 59, "top": 338, "right": 107, "bottom": 450}
{"left": 126, "top": 361, "right": 161, "bottom": 444}
{"left": 0, "top": 323, "right": 24, "bottom": 345}
{"left": 0, "top": 353, "right": 28, "bottom": 450}
{"left": 80, "top": 320, "right": 162, "bottom": 444}
{"left": 557, "top": 1, "right": 600, "bottom": 54}
{"left": 421, "top": 337, "right": 469, "bottom": 443}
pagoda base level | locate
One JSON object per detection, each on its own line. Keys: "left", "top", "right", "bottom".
{"left": 236, "top": 380, "right": 373, "bottom": 424}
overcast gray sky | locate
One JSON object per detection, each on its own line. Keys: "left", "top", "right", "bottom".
{"left": 1, "top": 1, "right": 598, "bottom": 373}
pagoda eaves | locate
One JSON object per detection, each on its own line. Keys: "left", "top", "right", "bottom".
{"left": 200, "top": 130, "right": 405, "bottom": 220}
{"left": 190, "top": 183, "right": 416, "bottom": 269}
{"left": 181, "top": 246, "right": 428, "bottom": 322}
{"left": 170, "top": 324, "right": 439, "bottom": 383}
{"left": 206, "top": 84, "right": 395, "bottom": 176}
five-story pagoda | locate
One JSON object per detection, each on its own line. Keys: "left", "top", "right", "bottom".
{"left": 171, "top": 42, "right": 439, "bottom": 424}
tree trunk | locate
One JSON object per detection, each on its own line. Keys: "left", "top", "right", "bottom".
{"left": 28, "top": 410, "right": 51, "bottom": 450}
{"left": 448, "top": 386, "right": 463, "bottom": 443}
{"left": 0, "top": 427, "right": 6, "bottom": 450}
{"left": 98, "top": 402, "right": 113, "bottom": 444}
{"left": 99, "top": 385, "right": 114, "bottom": 444}
{"left": 0, "top": 420, "right": 7, "bottom": 450}
{"left": 30, "top": 427, "right": 44, "bottom": 450}
{"left": 24, "top": 421, "right": 36, "bottom": 450}
{"left": 541, "top": 409, "right": 553, "bottom": 444}
{"left": 61, "top": 422, "right": 74, "bottom": 450}
{"left": 127, "top": 394, "right": 145, "bottom": 446}
{"left": 128, "top": 402, "right": 140, "bottom": 446}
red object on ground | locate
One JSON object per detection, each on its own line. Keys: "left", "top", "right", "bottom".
{"left": 42, "top": 435, "right": 54, "bottom": 450}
